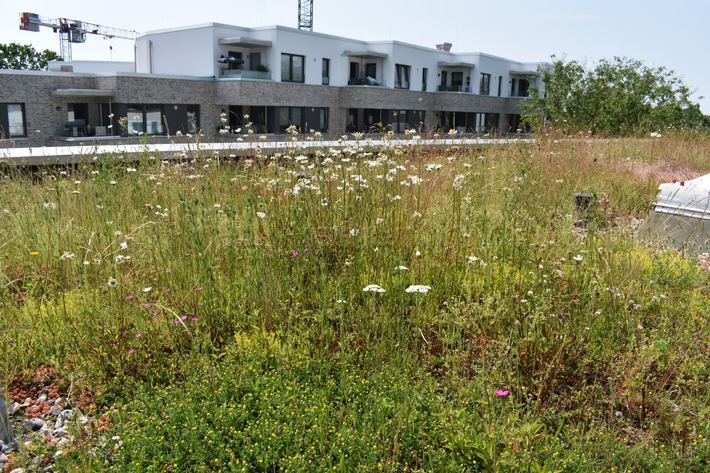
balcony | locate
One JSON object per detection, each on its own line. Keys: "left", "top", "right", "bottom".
{"left": 437, "top": 85, "right": 471, "bottom": 93}
{"left": 348, "top": 77, "right": 385, "bottom": 86}
{"left": 219, "top": 69, "right": 272, "bottom": 80}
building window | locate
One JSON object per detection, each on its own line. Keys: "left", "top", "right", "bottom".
{"left": 451, "top": 72, "right": 463, "bottom": 92}
{"left": 1, "top": 103, "right": 26, "bottom": 138}
{"left": 518, "top": 79, "right": 530, "bottom": 97}
{"left": 125, "top": 104, "right": 164, "bottom": 135}
{"left": 186, "top": 105, "right": 199, "bottom": 133}
{"left": 479, "top": 73, "right": 491, "bottom": 95}
{"left": 279, "top": 106, "right": 304, "bottom": 132}
{"left": 281, "top": 53, "right": 305, "bottom": 83}
{"left": 395, "top": 64, "right": 410, "bottom": 89}
{"left": 322, "top": 58, "right": 330, "bottom": 85}
{"left": 365, "top": 63, "right": 377, "bottom": 80}
{"left": 422, "top": 68, "right": 428, "bottom": 91}
{"left": 228, "top": 51, "right": 243, "bottom": 70}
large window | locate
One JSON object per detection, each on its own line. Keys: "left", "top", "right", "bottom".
{"left": 279, "top": 107, "right": 303, "bottom": 132}
{"left": 518, "top": 78, "right": 530, "bottom": 97}
{"left": 1, "top": 104, "right": 26, "bottom": 138}
{"left": 395, "top": 64, "right": 410, "bottom": 89}
{"left": 451, "top": 72, "right": 464, "bottom": 92}
{"left": 479, "top": 73, "right": 491, "bottom": 95}
{"left": 125, "top": 104, "right": 164, "bottom": 135}
{"left": 186, "top": 105, "right": 199, "bottom": 133}
{"left": 322, "top": 58, "right": 330, "bottom": 85}
{"left": 281, "top": 53, "right": 305, "bottom": 83}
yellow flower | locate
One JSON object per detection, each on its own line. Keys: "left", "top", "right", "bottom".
{"left": 30, "top": 251, "right": 39, "bottom": 256}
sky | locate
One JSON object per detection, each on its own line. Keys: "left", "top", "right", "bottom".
{"left": 2, "top": 0, "right": 708, "bottom": 113}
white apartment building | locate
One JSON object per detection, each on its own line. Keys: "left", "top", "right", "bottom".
{"left": 0, "top": 22, "right": 543, "bottom": 145}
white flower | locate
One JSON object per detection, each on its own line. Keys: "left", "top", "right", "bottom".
{"left": 120, "top": 241, "right": 129, "bottom": 250}
{"left": 363, "top": 284, "right": 386, "bottom": 293}
{"left": 143, "top": 287, "right": 152, "bottom": 293}
{"left": 256, "top": 211, "right": 266, "bottom": 219}
{"left": 396, "top": 265, "right": 409, "bottom": 271}
{"left": 572, "top": 254, "right": 583, "bottom": 262}
{"left": 467, "top": 255, "right": 479, "bottom": 263}
{"left": 107, "top": 277, "right": 118, "bottom": 288}
{"left": 405, "top": 285, "right": 431, "bottom": 293}
{"left": 43, "top": 202, "right": 57, "bottom": 210}
{"left": 126, "top": 168, "right": 137, "bottom": 173}
{"left": 376, "top": 218, "right": 384, "bottom": 225}
{"left": 59, "top": 251, "right": 75, "bottom": 261}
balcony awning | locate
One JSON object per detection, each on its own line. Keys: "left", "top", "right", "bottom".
{"left": 343, "top": 50, "right": 388, "bottom": 59}
{"left": 51, "top": 89, "right": 116, "bottom": 97}
{"left": 437, "top": 61, "right": 475, "bottom": 68}
{"left": 510, "top": 70, "right": 540, "bottom": 77}
{"left": 218, "top": 37, "right": 272, "bottom": 48}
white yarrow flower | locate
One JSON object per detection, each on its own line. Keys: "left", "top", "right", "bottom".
{"left": 405, "top": 285, "right": 431, "bottom": 293}
{"left": 363, "top": 284, "right": 386, "bottom": 293}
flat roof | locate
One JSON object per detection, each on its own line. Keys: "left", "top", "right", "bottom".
{"left": 218, "top": 37, "right": 273, "bottom": 48}
{"left": 437, "top": 61, "right": 476, "bottom": 68}
{"left": 343, "top": 50, "right": 388, "bottom": 59}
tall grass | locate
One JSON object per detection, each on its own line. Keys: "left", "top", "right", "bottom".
{"left": 1, "top": 130, "right": 709, "bottom": 471}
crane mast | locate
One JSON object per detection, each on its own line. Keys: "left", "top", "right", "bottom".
{"left": 19, "top": 12, "right": 138, "bottom": 61}
{"left": 298, "top": 0, "right": 313, "bottom": 31}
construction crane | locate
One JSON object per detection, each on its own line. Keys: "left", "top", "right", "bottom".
{"left": 298, "top": 0, "right": 313, "bottom": 31}
{"left": 19, "top": 12, "right": 138, "bottom": 62}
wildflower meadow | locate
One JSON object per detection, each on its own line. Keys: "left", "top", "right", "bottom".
{"left": 1, "top": 130, "right": 709, "bottom": 472}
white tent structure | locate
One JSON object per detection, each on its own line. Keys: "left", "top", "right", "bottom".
{"left": 638, "top": 174, "right": 710, "bottom": 252}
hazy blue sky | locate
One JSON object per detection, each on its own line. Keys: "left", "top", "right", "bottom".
{"left": 3, "top": 0, "right": 708, "bottom": 113}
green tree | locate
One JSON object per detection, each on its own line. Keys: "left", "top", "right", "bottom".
{"left": 522, "top": 55, "right": 705, "bottom": 135}
{"left": 0, "top": 42, "right": 62, "bottom": 71}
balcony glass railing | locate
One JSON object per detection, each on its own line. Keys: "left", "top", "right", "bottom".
{"left": 437, "top": 85, "right": 471, "bottom": 92}
{"left": 219, "top": 69, "right": 272, "bottom": 80}
{"left": 348, "top": 77, "right": 385, "bottom": 86}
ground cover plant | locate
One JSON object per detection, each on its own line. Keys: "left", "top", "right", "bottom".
{"left": 1, "top": 130, "right": 709, "bottom": 472}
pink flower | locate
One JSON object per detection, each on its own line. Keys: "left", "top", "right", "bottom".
{"left": 135, "top": 333, "right": 142, "bottom": 338}
{"left": 195, "top": 285, "right": 202, "bottom": 291}
{"left": 172, "top": 319, "right": 180, "bottom": 325}
{"left": 143, "top": 303, "right": 152, "bottom": 309}
{"left": 126, "top": 294, "right": 133, "bottom": 300}
{"left": 128, "top": 348, "right": 135, "bottom": 354}
{"left": 292, "top": 249, "right": 300, "bottom": 257}
{"left": 181, "top": 315, "right": 188, "bottom": 321}
{"left": 191, "top": 317, "right": 198, "bottom": 321}
{"left": 496, "top": 389, "right": 509, "bottom": 397}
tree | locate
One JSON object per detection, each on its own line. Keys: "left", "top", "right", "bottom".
{"left": 522, "top": 55, "right": 705, "bottom": 135}
{"left": 0, "top": 42, "right": 62, "bottom": 71}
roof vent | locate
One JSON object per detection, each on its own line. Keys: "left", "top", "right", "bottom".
{"left": 436, "top": 42, "right": 452, "bottom": 52}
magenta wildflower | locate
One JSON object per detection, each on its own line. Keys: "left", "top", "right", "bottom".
{"left": 195, "top": 285, "right": 203, "bottom": 291}
{"left": 128, "top": 348, "right": 135, "bottom": 354}
{"left": 181, "top": 315, "right": 188, "bottom": 321}
{"left": 292, "top": 249, "right": 300, "bottom": 257}
{"left": 496, "top": 389, "right": 510, "bottom": 397}
{"left": 172, "top": 319, "right": 180, "bottom": 325}
{"left": 135, "top": 333, "right": 142, "bottom": 338}
{"left": 191, "top": 317, "right": 198, "bottom": 321}
{"left": 143, "top": 303, "right": 152, "bottom": 309}
{"left": 126, "top": 294, "right": 133, "bottom": 300}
